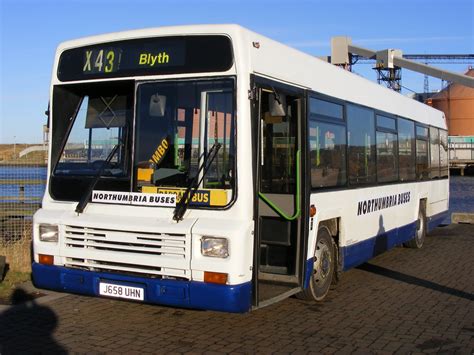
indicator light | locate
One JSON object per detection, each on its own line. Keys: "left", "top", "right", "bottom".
{"left": 204, "top": 272, "right": 228, "bottom": 284}
{"left": 39, "top": 254, "right": 54, "bottom": 265}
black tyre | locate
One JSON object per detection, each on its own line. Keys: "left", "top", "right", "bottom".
{"left": 404, "top": 202, "right": 426, "bottom": 249}
{"left": 297, "top": 226, "right": 335, "bottom": 301}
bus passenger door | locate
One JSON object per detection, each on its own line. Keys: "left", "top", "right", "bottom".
{"left": 253, "top": 83, "right": 307, "bottom": 308}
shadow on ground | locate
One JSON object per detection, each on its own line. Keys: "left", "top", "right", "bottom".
{"left": 0, "top": 289, "right": 66, "bottom": 353}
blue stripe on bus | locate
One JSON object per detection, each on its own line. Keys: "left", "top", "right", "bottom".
{"left": 427, "top": 210, "right": 449, "bottom": 232}
{"left": 303, "top": 211, "right": 448, "bottom": 288}
{"left": 341, "top": 221, "right": 417, "bottom": 271}
{"left": 303, "top": 258, "right": 313, "bottom": 290}
{"left": 32, "top": 263, "right": 252, "bottom": 313}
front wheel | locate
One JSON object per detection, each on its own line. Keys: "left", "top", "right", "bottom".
{"left": 297, "top": 226, "right": 335, "bottom": 302}
{"left": 404, "top": 203, "right": 426, "bottom": 249}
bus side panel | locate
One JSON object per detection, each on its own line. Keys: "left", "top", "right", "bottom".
{"left": 340, "top": 221, "right": 417, "bottom": 271}
{"left": 426, "top": 179, "right": 450, "bottom": 232}
{"left": 303, "top": 180, "right": 448, "bottom": 279}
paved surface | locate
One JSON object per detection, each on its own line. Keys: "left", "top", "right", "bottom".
{"left": 443, "top": 175, "right": 474, "bottom": 224}
{"left": 0, "top": 224, "right": 473, "bottom": 354}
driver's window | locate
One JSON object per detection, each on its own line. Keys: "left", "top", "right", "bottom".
{"left": 56, "top": 95, "right": 126, "bottom": 175}
{"left": 59, "top": 96, "right": 90, "bottom": 163}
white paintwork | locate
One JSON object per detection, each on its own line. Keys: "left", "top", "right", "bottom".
{"left": 35, "top": 25, "right": 448, "bottom": 287}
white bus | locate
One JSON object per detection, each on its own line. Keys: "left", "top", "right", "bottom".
{"left": 33, "top": 25, "right": 449, "bottom": 312}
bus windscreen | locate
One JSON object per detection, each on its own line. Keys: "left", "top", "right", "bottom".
{"left": 57, "top": 35, "right": 233, "bottom": 81}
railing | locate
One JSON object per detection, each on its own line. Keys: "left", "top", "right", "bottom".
{"left": 0, "top": 148, "right": 47, "bottom": 271}
{"left": 0, "top": 161, "right": 47, "bottom": 243}
{"left": 0, "top": 179, "right": 44, "bottom": 219}
{"left": 448, "top": 136, "right": 474, "bottom": 175}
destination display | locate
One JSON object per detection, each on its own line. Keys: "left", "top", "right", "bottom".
{"left": 58, "top": 36, "right": 233, "bottom": 81}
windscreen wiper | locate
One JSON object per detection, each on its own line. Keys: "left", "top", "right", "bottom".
{"left": 75, "top": 143, "right": 122, "bottom": 214}
{"left": 173, "top": 143, "right": 221, "bottom": 222}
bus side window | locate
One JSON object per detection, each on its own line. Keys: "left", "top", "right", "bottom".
{"left": 308, "top": 98, "right": 346, "bottom": 188}
{"left": 398, "top": 118, "right": 416, "bottom": 181}
{"left": 376, "top": 115, "right": 398, "bottom": 183}
{"left": 415, "top": 125, "right": 429, "bottom": 180}
{"left": 347, "top": 104, "right": 376, "bottom": 185}
{"left": 439, "top": 129, "right": 449, "bottom": 178}
{"left": 309, "top": 120, "right": 346, "bottom": 188}
{"left": 429, "top": 127, "right": 440, "bottom": 179}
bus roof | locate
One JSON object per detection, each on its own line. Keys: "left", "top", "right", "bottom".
{"left": 55, "top": 24, "right": 446, "bottom": 129}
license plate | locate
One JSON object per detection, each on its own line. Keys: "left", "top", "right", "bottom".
{"left": 99, "top": 282, "right": 144, "bottom": 301}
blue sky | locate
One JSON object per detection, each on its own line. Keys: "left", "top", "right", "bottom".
{"left": 1, "top": 0, "right": 473, "bottom": 143}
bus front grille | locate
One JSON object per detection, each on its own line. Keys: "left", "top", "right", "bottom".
{"left": 62, "top": 225, "right": 190, "bottom": 279}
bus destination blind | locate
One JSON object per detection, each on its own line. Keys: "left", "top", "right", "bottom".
{"left": 57, "top": 36, "right": 233, "bottom": 81}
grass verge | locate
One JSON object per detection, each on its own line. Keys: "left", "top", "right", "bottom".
{"left": 0, "top": 271, "right": 31, "bottom": 304}
{"left": 0, "top": 228, "right": 33, "bottom": 273}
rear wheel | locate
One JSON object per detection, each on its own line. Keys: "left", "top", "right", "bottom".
{"left": 405, "top": 203, "right": 426, "bottom": 249}
{"left": 297, "top": 226, "right": 335, "bottom": 301}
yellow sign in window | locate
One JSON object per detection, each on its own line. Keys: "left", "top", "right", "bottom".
{"left": 142, "top": 186, "right": 228, "bottom": 207}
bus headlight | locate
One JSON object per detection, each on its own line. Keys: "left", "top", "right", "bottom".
{"left": 201, "top": 237, "right": 229, "bottom": 258}
{"left": 39, "top": 224, "right": 59, "bottom": 243}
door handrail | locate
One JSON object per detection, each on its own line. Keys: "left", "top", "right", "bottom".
{"left": 258, "top": 150, "right": 301, "bottom": 221}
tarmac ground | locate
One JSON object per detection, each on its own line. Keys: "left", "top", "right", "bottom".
{"left": 0, "top": 223, "right": 473, "bottom": 354}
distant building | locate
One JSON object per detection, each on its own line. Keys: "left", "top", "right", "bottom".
{"left": 426, "top": 68, "right": 474, "bottom": 136}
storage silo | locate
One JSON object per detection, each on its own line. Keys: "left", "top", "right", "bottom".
{"left": 426, "top": 68, "right": 474, "bottom": 136}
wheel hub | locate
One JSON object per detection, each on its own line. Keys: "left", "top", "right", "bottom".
{"left": 315, "top": 240, "right": 331, "bottom": 281}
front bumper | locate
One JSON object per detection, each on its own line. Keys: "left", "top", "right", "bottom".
{"left": 32, "top": 263, "right": 252, "bottom": 313}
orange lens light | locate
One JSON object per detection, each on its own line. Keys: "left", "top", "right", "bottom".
{"left": 39, "top": 254, "right": 54, "bottom": 265}
{"left": 204, "top": 272, "right": 228, "bottom": 284}
{"left": 310, "top": 205, "right": 317, "bottom": 217}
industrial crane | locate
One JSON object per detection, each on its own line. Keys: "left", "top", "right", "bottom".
{"left": 354, "top": 54, "right": 474, "bottom": 93}
{"left": 323, "top": 37, "right": 474, "bottom": 92}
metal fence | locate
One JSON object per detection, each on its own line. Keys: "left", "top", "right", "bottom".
{"left": 449, "top": 136, "right": 474, "bottom": 176}
{"left": 0, "top": 146, "right": 47, "bottom": 271}
{"left": 449, "top": 140, "right": 474, "bottom": 161}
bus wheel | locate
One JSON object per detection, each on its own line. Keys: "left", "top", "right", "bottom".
{"left": 404, "top": 204, "right": 426, "bottom": 249}
{"left": 297, "top": 226, "right": 335, "bottom": 302}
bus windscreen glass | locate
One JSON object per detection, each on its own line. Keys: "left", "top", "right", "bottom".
{"left": 58, "top": 36, "right": 233, "bottom": 81}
